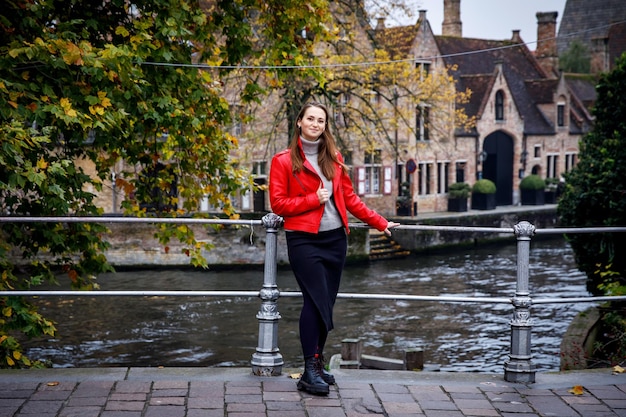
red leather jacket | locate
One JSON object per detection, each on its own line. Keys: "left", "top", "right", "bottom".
{"left": 269, "top": 142, "right": 388, "bottom": 234}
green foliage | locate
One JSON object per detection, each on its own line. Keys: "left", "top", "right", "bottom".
{"left": 557, "top": 53, "right": 626, "bottom": 296}
{"left": 559, "top": 40, "right": 591, "bottom": 74}
{"left": 472, "top": 179, "right": 496, "bottom": 194}
{"left": 448, "top": 182, "right": 470, "bottom": 199}
{"left": 519, "top": 174, "right": 546, "bottom": 190}
{"left": 0, "top": 0, "right": 328, "bottom": 367}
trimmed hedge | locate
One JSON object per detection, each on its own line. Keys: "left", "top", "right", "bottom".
{"left": 472, "top": 179, "right": 496, "bottom": 194}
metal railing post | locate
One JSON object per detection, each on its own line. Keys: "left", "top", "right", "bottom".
{"left": 251, "top": 213, "right": 284, "bottom": 376}
{"left": 504, "top": 221, "right": 537, "bottom": 383}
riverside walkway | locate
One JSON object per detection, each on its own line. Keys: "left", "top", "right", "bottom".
{"left": 0, "top": 366, "right": 625, "bottom": 417}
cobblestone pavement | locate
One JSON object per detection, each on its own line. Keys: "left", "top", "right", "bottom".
{"left": 1, "top": 367, "right": 625, "bottom": 417}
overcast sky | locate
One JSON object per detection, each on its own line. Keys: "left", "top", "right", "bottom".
{"left": 381, "top": 0, "right": 566, "bottom": 51}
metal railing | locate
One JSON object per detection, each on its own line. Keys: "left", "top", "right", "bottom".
{"left": 1, "top": 214, "right": 626, "bottom": 383}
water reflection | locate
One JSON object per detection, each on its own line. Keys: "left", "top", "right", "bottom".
{"left": 25, "top": 237, "right": 589, "bottom": 372}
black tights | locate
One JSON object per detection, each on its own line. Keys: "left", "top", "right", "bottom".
{"left": 300, "top": 291, "right": 328, "bottom": 359}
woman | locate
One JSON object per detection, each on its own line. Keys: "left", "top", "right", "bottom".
{"left": 269, "top": 102, "right": 399, "bottom": 395}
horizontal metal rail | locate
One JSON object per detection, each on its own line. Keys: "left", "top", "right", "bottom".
{"left": 6, "top": 290, "right": 626, "bottom": 305}
{"left": 0, "top": 216, "right": 261, "bottom": 226}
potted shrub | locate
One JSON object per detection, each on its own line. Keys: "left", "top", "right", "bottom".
{"left": 471, "top": 179, "right": 497, "bottom": 210}
{"left": 520, "top": 174, "right": 546, "bottom": 205}
{"left": 544, "top": 177, "right": 559, "bottom": 204}
{"left": 396, "top": 181, "right": 412, "bottom": 216}
{"left": 447, "top": 182, "right": 470, "bottom": 212}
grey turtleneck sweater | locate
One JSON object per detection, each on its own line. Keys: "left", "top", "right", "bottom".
{"left": 300, "top": 137, "right": 344, "bottom": 232}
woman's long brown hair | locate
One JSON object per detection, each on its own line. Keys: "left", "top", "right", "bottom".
{"left": 288, "top": 101, "right": 347, "bottom": 179}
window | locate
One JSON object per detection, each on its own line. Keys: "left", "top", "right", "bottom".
{"left": 534, "top": 145, "right": 541, "bottom": 158}
{"left": 364, "top": 150, "right": 381, "bottom": 194}
{"left": 546, "top": 154, "right": 559, "bottom": 178}
{"left": 495, "top": 90, "right": 504, "bottom": 121}
{"left": 565, "top": 153, "right": 577, "bottom": 172}
{"left": 455, "top": 161, "right": 466, "bottom": 183}
{"left": 416, "top": 61, "right": 431, "bottom": 79}
{"left": 416, "top": 105, "right": 430, "bottom": 141}
{"left": 417, "top": 162, "right": 432, "bottom": 195}
{"left": 355, "top": 150, "right": 392, "bottom": 196}
{"left": 557, "top": 103, "right": 565, "bottom": 127}
{"left": 252, "top": 161, "right": 266, "bottom": 176}
{"left": 437, "top": 162, "right": 450, "bottom": 194}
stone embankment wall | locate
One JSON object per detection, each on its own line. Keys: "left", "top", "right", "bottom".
{"left": 101, "top": 207, "right": 558, "bottom": 267}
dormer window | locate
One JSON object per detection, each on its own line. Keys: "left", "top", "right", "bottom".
{"left": 495, "top": 90, "right": 504, "bottom": 121}
{"left": 557, "top": 102, "right": 565, "bottom": 127}
{"left": 415, "top": 61, "right": 431, "bottom": 80}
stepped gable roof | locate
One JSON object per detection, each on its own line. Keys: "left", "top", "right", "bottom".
{"left": 608, "top": 21, "right": 626, "bottom": 70}
{"left": 557, "top": 0, "right": 626, "bottom": 55}
{"left": 435, "top": 36, "right": 555, "bottom": 135}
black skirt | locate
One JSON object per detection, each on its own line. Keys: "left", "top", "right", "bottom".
{"left": 285, "top": 228, "right": 347, "bottom": 332}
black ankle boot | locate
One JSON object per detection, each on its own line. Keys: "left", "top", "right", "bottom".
{"left": 297, "top": 357, "right": 329, "bottom": 395}
{"left": 315, "top": 354, "right": 335, "bottom": 385}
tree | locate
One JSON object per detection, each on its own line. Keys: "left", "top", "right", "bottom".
{"left": 559, "top": 40, "right": 591, "bottom": 74}
{"left": 557, "top": 53, "right": 626, "bottom": 295}
{"left": 0, "top": 0, "right": 330, "bottom": 367}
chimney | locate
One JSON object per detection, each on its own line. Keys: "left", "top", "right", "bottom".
{"left": 535, "top": 11, "right": 559, "bottom": 77}
{"left": 442, "top": 0, "right": 462, "bottom": 37}
{"left": 511, "top": 30, "right": 522, "bottom": 44}
{"left": 376, "top": 17, "right": 386, "bottom": 31}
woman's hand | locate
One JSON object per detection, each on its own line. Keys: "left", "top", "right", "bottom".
{"left": 317, "top": 184, "right": 329, "bottom": 205}
{"left": 383, "top": 221, "right": 401, "bottom": 236}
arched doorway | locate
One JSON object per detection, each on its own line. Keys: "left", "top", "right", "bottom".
{"left": 483, "top": 131, "right": 513, "bottom": 206}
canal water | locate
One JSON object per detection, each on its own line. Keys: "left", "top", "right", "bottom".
{"left": 25, "top": 237, "right": 590, "bottom": 373}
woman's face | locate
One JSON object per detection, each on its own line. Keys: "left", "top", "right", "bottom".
{"left": 298, "top": 106, "right": 326, "bottom": 141}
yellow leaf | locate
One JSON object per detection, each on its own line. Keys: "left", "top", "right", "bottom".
{"left": 568, "top": 385, "right": 584, "bottom": 395}
{"left": 2, "top": 307, "right": 12, "bottom": 317}
{"left": 37, "top": 158, "right": 48, "bottom": 170}
{"left": 0, "top": 335, "right": 7, "bottom": 344}
{"left": 47, "top": 381, "right": 60, "bottom": 386}
{"left": 13, "top": 351, "right": 22, "bottom": 361}
{"left": 6, "top": 357, "right": 14, "bottom": 366}
{"left": 613, "top": 365, "right": 624, "bottom": 374}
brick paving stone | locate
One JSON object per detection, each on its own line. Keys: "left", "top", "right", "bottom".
{"left": 226, "top": 402, "right": 266, "bottom": 412}
{"left": 18, "top": 400, "right": 64, "bottom": 414}
{"left": 149, "top": 396, "right": 185, "bottom": 406}
{"left": 372, "top": 384, "right": 409, "bottom": 394}
{"left": 144, "top": 405, "right": 185, "bottom": 417}
{"left": 95, "top": 412, "right": 143, "bottom": 417}
{"left": 58, "top": 405, "right": 102, "bottom": 417}
{"left": 484, "top": 391, "right": 527, "bottom": 402}
{"left": 268, "top": 410, "right": 307, "bottom": 417}
{"left": 606, "top": 399, "right": 626, "bottom": 409}
{"left": 341, "top": 397, "right": 384, "bottom": 414}
{"left": 150, "top": 389, "right": 187, "bottom": 397}
{"left": 422, "top": 410, "right": 464, "bottom": 417}
{"left": 265, "top": 401, "right": 305, "bottom": 411}
{"left": 407, "top": 386, "right": 449, "bottom": 401}
{"left": 383, "top": 401, "right": 422, "bottom": 414}
{"left": 500, "top": 413, "right": 540, "bottom": 417}
{"left": 453, "top": 398, "right": 496, "bottom": 410}
{"left": 109, "top": 393, "right": 147, "bottom": 402}
{"left": 417, "top": 400, "right": 459, "bottom": 411}
{"left": 114, "top": 381, "right": 151, "bottom": 393}
{"left": 460, "top": 408, "right": 500, "bottom": 416}
{"left": 152, "top": 380, "right": 188, "bottom": 390}
{"left": 227, "top": 386, "right": 263, "bottom": 395}
{"left": 570, "top": 404, "right": 621, "bottom": 416}
{"left": 66, "top": 396, "right": 108, "bottom": 406}
{"left": 186, "top": 410, "right": 224, "bottom": 417}
{"left": 262, "top": 380, "right": 296, "bottom": 392}
{"left": 228, "top": 413, "right": 266, "bottom": 417}
{"left": 105, "top": 400, "right": 145, "bottom": 411}
{"left": 377, "top": 392, "right": 416, "bottom": 402}
{"left": 30, "top": 389, "right": 72, "bottom": 401}
{"left": 338, "top": 388, "right": 377, "bottom": 400}
{"left": 493, "top": 400, "right": 535, "bottom": 413}
{"left": 526, "top": 395, "right": 579, "bottom": 416}
{"left": 305, "top": 405, "right": 347, "bottom": 417}
{"left": 385, "top": 412, "right": 425, "bottom": 417}
{"left": 187, "top": 396, "right": 224, "bottom": 408}
{"left": 72, "top": 380, "right": 115, "bottom": 397}
{"left": 0, "top": 406, "right": 21, "bottom": 417}
{"left": 263, "top": 391, "right": 301, "bottom": 401}
{"left": 224, "top": 394, "right": 263, "bottom": 403}
{"left": 587, "top": 386, "right": 626, "bottom": 400}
